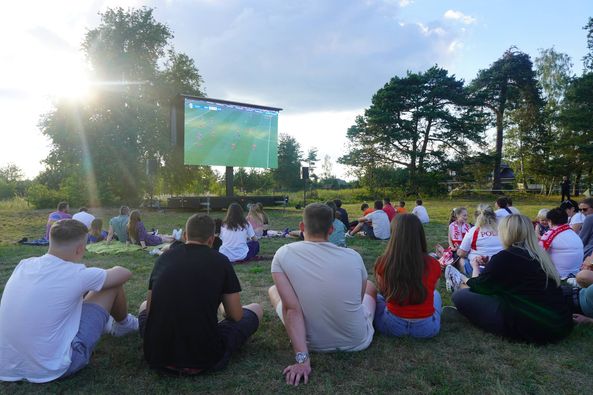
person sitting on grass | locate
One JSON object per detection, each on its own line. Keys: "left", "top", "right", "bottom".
{"left": 72, "top": 207, "right": 95, "bottom": 230}
{"left": 579, "top": 198, "right": 593, "bottom": 258}
{"left": 140, "top": 214, "right": 262, "bottom": 375}
{"left": 219, "top": 203, "right": 260, "bottom": 262}
{"left": 396, "top": 201, "right": 407, "bottom": 214}
{"left": 382, "top": 197, "right": 396, "bottom": 222}
{"left": 0, "top": 219, "right": 138, "bottom": 383}
{"left": 105, "top": 206, "right": 130, "bottom": 243}
{"left": 87, "top": 218, "right": 108, "bottom": 243}
{"left": 127, "top": 210, "right": 174, "bottom": 248}
{"left": 448, "top": 207, "right": 470, "bottom": 253}
{"left": 268, "top": 203, "right": 377, "bottom": 386}
{"left": 446, "top": 214, "right": 573, "bottom": 345}
{"left": 246, "top": 202, "right": 269, "bottom": 238}
{"left": 494, "top": 197, "right": 513, "bottom": 220}
{"left": 412, "top": 199, "right": 430, "bottom": 224}
{"left": 325, "top": 200, "right": 346, "bottom": 247}
{"left": 348, "top": 200, "right": 391, "bottom": 240}
{"left": 539, "top": 208, "right": 583, "bottom": 280}
{"left": 374, "top": 214, "right": 442, "bottom": 338}
{"left": 334, "top": 199, "right": 350, "bottom": 230}
{"left": 534, "top": 209, "right": 550, "bottom": 239}
{"left": 44, "top": 201, "right": 71, "bottom": 240}
{"left": 457, "top": 204, "right": 503, "bottom": 276}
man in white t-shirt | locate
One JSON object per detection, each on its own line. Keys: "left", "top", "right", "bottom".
{"left": 72, "top": 207, "right": 95, "bottom": 229}
{"left": 268, "top": 203, "right": 377, "bottom": 386}
{"left": 348, "top": 200, "right": 391, "bottom": 240}
{"left": 0, "top": 219, "right": 138, "bottom": 383}
{"left": 412, "top": 199, "right": 430, "bottom": 224}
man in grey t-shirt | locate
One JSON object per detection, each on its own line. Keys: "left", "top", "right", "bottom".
{"left": 106, "top": 206, "right": 130, "bottom": 243}
{"left": 268, "top": 203, "right": 377, "bottom": 386}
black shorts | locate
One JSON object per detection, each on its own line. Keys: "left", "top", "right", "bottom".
{"left": 139, "top": 308, "right": 259, "bottom": 372}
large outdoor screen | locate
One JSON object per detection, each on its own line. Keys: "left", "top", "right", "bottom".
{"left": 183, "top": 97, "right": 280, "bottom": 168}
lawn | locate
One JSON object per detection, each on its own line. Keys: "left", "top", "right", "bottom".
{"left": 1, "top": 198, "right": 592, "bottom": 394}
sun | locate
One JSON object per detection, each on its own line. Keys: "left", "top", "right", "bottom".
{"left": 45, "top": 59, "right": 92, "bottom": 100}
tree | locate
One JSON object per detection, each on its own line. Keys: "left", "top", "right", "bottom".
{"left": 0, "top": 164, "right": 23, "bottom": 183}
{"left": 340, "top": 66, "right": 487, "bottom": 192}
{"left": 272, "top": 134, "right": 303, "bottom": 190}
{"left": 305, "top": 148, "right": 319, "bottom": 182}
{"left": 40, "top": 7, "right": 205, "bottom": 204}
{"left": 583, "top": 17, "right": 593, "bottom": 71}
{"left": 320, "top": 154, "right": 334, "bottom": 180}
{"left": 469, "top": 48, "right": 543, "bottom": 191}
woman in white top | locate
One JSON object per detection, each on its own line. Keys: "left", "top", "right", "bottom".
{"left": 220, "top": 203, "right": 260, "bottom": 262}
{"left": 561, "top": 199, "right": 585, "bottom": 234}
{"left": 458, "top": 204, "right": 503, "bottom": 275}
{"left": 539, "top": 207, "right": 583, "bottom": 279}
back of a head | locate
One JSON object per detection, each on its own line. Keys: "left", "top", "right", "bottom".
{"left": 303, "top": 203, "right": 333, "bottom": 237}
{"left": 374, "top": 200, "right": 383, "bottom": 210}
{"left": 120, "top": 206, "right": 130, "bottom": 216}
{"left": 537, "top": 208, "right": 549, "bottom": 220}
{"left": 57, "top": 201, "right": 69, "bottom": 212}
{"left": 79, "top": 207, "right": 88, "bottom": 213}
{"left": 224, "top": 203, "right": 248, "bottom": 230}
{"left": 380, "top": 214, "right": 427, "bottom": 305}
{"left": 496, "top": 197, "right": 508, "bottom": 209}
{"left": 546, "top": 208, "right": 568, "bottom": 226}
{"left": 50, "top": 219, "right": 88, "bottom": 249}
{"left": 416, "top": 199, "right": 422, "bottom": 206}
{"left": 399, "top": 201, "right": 405, "bottom": 207}
{"left": 559, "top": 200, "right": 576, "bottom": 212}
{"left": 475, "top": 204, "right": 497, "bottom": 229}
{"left": 334, "top": 199, "right": 342, "bottom": 208}
{"left": 186, "top": 214, "right": 215, "bottom": 243}
{"left": 325, "top": 201, "right": 337, "bottom": 218}
{"left": 383, "top": 197, "right": 391, "bottom": 205}
{"left": 90, "top": 218, "right": 102, "bottom": 232}
{"left": 127, "top": 210, "right": 141, "bottom": 241}
{"left": 361, "top": 203, "right": 369, "bottom": 211}
{"left": 498, "top": 214, "right": 560, "bottom": 286}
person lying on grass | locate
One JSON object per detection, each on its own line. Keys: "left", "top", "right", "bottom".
{"left": 374, "top": 214, "right": 442, "bottom": 338}
{"left": 140, "top": 214, "right": 262, "bottom": 375}
{"left": 446, "top": 214, "right": 573, "bottom": 345}
{"left": 268, "top": 203, "right": 376, "bottom": 386}
{"left": 0, "top": 219, "right": 138, "bottom": 383}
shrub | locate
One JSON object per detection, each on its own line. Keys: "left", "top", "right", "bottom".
{"left": 26, "top": 183, "right": 64, "bottom": 209}
{"left": 0, "top": 180, "right": 16, "bottom": 200}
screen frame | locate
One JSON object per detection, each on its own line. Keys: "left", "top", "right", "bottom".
{"left": 172, "top": 95, "right": 283, "bottom": 167}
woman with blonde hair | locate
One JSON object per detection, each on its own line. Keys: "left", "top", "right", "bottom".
{"left": 246, "top": 202, "right": 269, "bottom": 238}
{"left": 447, "top": 214, "right": 573, "bottom": 344}
{"left": 457, "top": 204, "right": 503, "bottom": 275}
{"left": 87, "top": 218, "right": 108, "bottom": 243}
{"left": 374, "top": 214, "right": 442, "bottom": 338}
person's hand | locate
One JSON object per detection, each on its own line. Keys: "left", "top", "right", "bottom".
{"left": 283, "top": 360, "right": 311, "bottom": 386}
{"left": 471, "top": 256, "right": 483, "bottom": 268}
{"left": 573, "top": 314, "right": 593, "bottom": 325}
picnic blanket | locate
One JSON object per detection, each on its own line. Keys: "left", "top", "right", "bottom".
{"left": 85, "top": 241, "right": 168, "bottom": 255}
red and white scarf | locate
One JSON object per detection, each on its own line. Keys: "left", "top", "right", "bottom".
{"left": 539, "top": 224, "right": 571, "bottom": 251}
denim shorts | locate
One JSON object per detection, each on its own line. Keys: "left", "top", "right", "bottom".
{"left": 374, "top": 291, "right": 442, "bottom": 338}
{"left": 60, "top": 303, "right": 109, "bottom": 379}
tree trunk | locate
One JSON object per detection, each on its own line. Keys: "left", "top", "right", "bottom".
{"left": 418, "top": 118, "right": 433, "bottom": 172}
{"left": 574, "top": 171, "right": 582, "bottom": 196}
{"left": 492, "top": 85, "right": 507, "bottom": 192}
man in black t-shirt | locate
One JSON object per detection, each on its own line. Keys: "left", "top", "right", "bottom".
{"left": 139, "top": 214, "right": 262, "bottom": 374}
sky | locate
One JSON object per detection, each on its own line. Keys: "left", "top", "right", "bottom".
{"left": 0, "top": 0, "right": 591, "bottom": 180}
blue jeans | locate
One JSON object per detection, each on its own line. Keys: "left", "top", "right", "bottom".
{"left": 374, "top": 291, "right": 442, "bottom": 338}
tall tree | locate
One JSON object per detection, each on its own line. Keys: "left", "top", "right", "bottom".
{"left": 340, "top": 66, "right": 487, "bottom": 191}
{"left": 583, "top": 17, "right": 593, "bottom": 71}
{"left": 272, "top": 134, "right": 303, "bottom": 191}
{"left": 469, "top": 48, "right": 542, "bottom": 191}
{"left": 40, "top": 7, "right": 205, "bottom": 204}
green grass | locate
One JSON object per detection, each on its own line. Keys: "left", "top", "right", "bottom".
{"left": 1, "top": 198, "right": 593, "bottom": 394}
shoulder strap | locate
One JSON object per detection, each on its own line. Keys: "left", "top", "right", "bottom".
{"left": 504, "top": 207, "right": 512, "bottom": 214}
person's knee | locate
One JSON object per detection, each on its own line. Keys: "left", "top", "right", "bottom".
{"left": 138, "top": 300, "right": 147, "bottom": 314}
{"left": 576, "top": 271, "right": 593, "bottom": 287}
{"left": 451, "top": 288, "right": 469, "bottom": 307}
{"left": 244, "top": 303, "right": 263, "bottom": 321}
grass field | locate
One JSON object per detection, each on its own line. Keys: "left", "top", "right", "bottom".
{"left": 1, "top": 198, "right": 593, "bottom": 394}
{"left": 184, "top": 99, "right": 278, "bottom": 168}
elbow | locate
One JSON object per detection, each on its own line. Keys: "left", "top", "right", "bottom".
{"left": 115, "top": 266, "right": 133, "bottom": 281}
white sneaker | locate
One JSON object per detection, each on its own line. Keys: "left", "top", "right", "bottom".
{"left": 103, "top": 316, "right": 114, "bottom": 334}
{"left": 445, "top": 265, "right": 464, "bottom": 293}
{"left": 109, "top": 314, "right": 139, "bottom": 337}
{"left": 345, "top": 232, "right": 354, "bottom": 238}
{"left": 566, "top": 277, "right": 579, "bottom": 287}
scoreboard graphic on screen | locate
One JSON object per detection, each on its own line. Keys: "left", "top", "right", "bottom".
{"left": 183, "top": 97, "right": 281, "bottom": 168}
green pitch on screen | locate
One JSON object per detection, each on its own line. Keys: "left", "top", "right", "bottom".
{"left": 183, "top": 98, "right": 279, "bottom": 168}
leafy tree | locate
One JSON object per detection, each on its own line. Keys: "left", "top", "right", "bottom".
{"left": 305, "top": 148, "right": 319, "bottom": 182}
{"left": 340, "top": 66, "right": 487, "bottom": 192}
{"left": 469, "top": 48, "right": 543, "bottom": 191}
{"left": 320, "top": 154, "right": 334, "bottom": 180}
{"left": 583, "top": 17, "right": 593, "bottom": 71}
{"left": 273, "top": 134, "right": 303, "bottom": 191}
{"left": 40, "top": 7, "right": 205, "bottom": 204}
{"left": 0, "top": 164, "right": 24, "bottom": 183}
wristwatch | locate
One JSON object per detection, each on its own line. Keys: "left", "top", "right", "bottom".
{"left": 295, "top": 352, "right": 309, "bottom": 364}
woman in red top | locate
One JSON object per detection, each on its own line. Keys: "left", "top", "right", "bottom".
{"left": 373, "top": 214, "right": 442, "bottom": 338}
